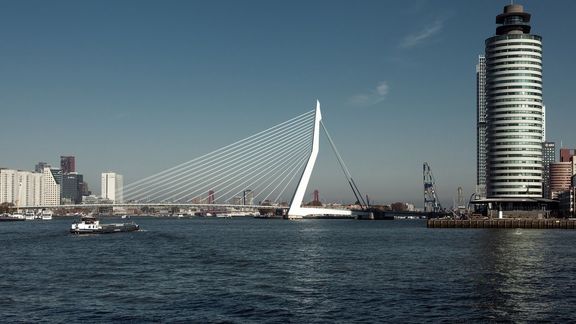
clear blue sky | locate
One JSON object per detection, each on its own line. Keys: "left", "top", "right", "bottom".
{"left": 1, "top": 0, "right": 575, "bottom": 207}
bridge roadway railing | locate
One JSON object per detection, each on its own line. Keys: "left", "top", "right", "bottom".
{"left": 18, "top": 203, "right": 356, "bottom": 217}
{"left": 19, "top": 203, "right": 273, "bottom": 210}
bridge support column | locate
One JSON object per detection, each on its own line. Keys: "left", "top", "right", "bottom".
{"left": 287, "top": 101, "right": 322, "bottom": 219}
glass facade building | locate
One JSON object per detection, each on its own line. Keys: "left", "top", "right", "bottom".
{"left": 61, "top": 173, "right": 83, "bottom": 204}
{"left": 476, "top": 55, "right": 487, "bottom": 198}
{"left": 485, "top": 4, "right": 543, "bottom": 198}
{"left": 60, "top": 156, "right": 76, "bottom": 174}
{"left": 542, "top": 141, "right": 556, "bottom": 198}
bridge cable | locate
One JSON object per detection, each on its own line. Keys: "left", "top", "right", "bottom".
{"left": 123, "top": 109, "right": 316, "bottom": 205}
{"left": 320, "top": 121, "right": 368, "bottom": 209}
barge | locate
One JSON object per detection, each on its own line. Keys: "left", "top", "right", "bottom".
{"left": 70, "top": 216, "right": 139, "bottom": 234}
{"left": 0, "top": 213, "right": 26, "bottom": 222}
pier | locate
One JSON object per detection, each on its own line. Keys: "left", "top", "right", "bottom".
{"left": 427, "top": 218, "right": 576, "bottom": 229}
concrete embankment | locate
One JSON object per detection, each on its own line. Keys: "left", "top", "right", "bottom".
{"left": 427, "top": 218, "right": 576, "bottom": 229}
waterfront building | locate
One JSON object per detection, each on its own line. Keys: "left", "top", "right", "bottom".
{"left": 20, "top": 171, "right": 42, "bottom": 207}
{"left": 80, "top": 181, "right": 91, "bottom": 197}
{"left": 476, "top": 55, "right": 487, "bottom": 199}
{"left": 313, "top": 190, "right": 320, "bottom": 204}
{"left": 243, "top": 189, "right": 254, "bottom": 205}
{"left": 542, "top": 141, "right": 556, "bottom": 199}
{"left": 560, "top": 148, "right": 575, "bottom": 163}
{"left": 542, "top": 105, "right": 546, "bottom": 141}
{"left": 61, "top": 173, "right": 83, "bottom": 204}
{"left": 34, "top": 162, "right": 49, "bottom": 173}
{"left": 60, "top": 156, "right": 76, "bottom": 174}
{"left": 0, "top": 169, "right": 18, "bottom": 205}
{"left": 558, "top": 148, "right": 576, "bottom": 176}
{"left": 42, "top": 167, "right": 61, "bottom": 206}
{"left": 1, "top": 167, "right": 64, "bottom": 207}
{"left": 549, "top": 162, "right": 572, "bottom": 199}
{"left": 101, "top": 172, "right": 123, "bottom": 203}
{"left": 83, "top": 194, "right": 111, "bottom": 204}
{"left": 485, "top": 4, "right": 543, "bottom": 198}
{"left": 1, "top": 168, "right": 54, "bottom": 207}
{"left": 557, "top": 189, "right": 574, "bottom": 217}
{"left": 231, "top": 196, "right": 242, "bottom": 205}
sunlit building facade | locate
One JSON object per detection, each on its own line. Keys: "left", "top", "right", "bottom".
{"left": 485, "top": 4, "right": 543, "bottom": 198}
{"left": 542, "top": 141, "right": 556, "bottom": 199}
{"left": 476, "top": 55, "right": 487, "bottom": 199}
{"left": 549, "top": 162, "right": 573, "bottom": 199}
{"left": 101, "top": 172, "right": 123, "bottom": 203}
{"left": 41, "top": 167, "right": 61, "bottom": 206}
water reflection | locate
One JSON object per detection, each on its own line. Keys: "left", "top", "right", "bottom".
{"left": 287, "top": 221, "right": 332, "bottom": 307}
{"left": 470, "top": 229, "right": 558, "bottom": 321}
{"left": 3, "top": 218, "right": 576, "bottom": 322}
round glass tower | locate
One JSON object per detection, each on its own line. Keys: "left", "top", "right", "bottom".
{"left": 485, "top": 4, "right": 543, "bottom": 198}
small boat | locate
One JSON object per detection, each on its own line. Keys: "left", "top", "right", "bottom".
{"left": 70, "top": 216, "right": 140, "bottom": 234}
{"left": 41, "top": 210, "right": 53, "bottom": 220}
{"left": 0, "top": 213, "right": 26, "bottom": 222}
{"left": 24, "top": 211, "right": 36, "bottom": 220}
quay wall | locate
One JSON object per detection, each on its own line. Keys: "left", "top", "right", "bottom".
{"left": 427, "top": 218, "right": 576, "bottom": 229}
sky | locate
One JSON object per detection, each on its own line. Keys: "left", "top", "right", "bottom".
{"left": 1, "top": 0, "right": 575, "bottom": 207}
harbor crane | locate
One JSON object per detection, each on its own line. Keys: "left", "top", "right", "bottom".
{"left": 423, "top": 162, "right": 443, "bottom": 213}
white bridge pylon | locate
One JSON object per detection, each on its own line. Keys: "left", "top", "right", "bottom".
{"left": 113, "top": 100, "right": 366, "bottom": 218}
{"left": 287, "top": 101, "right": 352, "bottom": 218}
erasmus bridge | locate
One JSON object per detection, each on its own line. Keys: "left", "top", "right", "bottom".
{"left": 26, "top": 101, "right": 369, "bottom": 219}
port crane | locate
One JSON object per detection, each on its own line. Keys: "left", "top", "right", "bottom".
{"left": 423, "top": 162, "right": 442, "bottom": 213}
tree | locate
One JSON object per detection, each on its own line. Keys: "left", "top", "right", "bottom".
{"left": 0, "top": 202, "right": 15, "bottom": 214}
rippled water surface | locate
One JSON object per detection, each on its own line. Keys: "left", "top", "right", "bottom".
{"left": 2, "top": 217, "right": 576, "bottom": 323}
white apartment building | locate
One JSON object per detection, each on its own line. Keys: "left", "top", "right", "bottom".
{"left": 41, "top": 167, "right": 61, "bottom": 206}
{"left": 21, "top": 171, "right": 42, "bottom": 206}
{"left": 101, "top": 172, "right": 123, "bottom": 203}
{"left": 0, "top": 169, "right": 19, "bottom": 205}
{"left": 0, "top": 168, "right": 50, "bottom": 207}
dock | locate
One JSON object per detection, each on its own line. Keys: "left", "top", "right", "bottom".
{"left": 427, "top": 218, "right": 576, "bottom": 229}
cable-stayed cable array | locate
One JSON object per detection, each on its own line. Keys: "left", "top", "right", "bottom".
{"left": 123, "top": 110, "right": 315, "bottom": 205}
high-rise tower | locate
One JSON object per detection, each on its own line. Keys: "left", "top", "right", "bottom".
{"left": 60, "top": 156, "right": 76, "bottom": 174}
{"left": 542, "top": 141, "right": 556, "bottom": 198}
{"left": 476, "top": 55, "right": 487, "bottom": 198}
{"left": 101, "top": 172, "right": 123, "bottom": 203}
{"left": 485, "top": 4, "right": 543, "bottom": 198}
{"left": 560, "top": 148, "right": 575, "bottom": 163}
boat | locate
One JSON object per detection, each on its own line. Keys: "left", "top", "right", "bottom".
{"left": 24, "top": 210, "right": 36, "bottom": 220}
{"left": 70, "top": 216, "right": 139, "bottom": 234}
{"left": 0, "top": 213, "right": 26, "bottom": 222}
{"left": 41, "top": 210, "right": 53, "bottom": 220}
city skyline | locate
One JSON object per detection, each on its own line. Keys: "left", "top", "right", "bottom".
{"left": 1, "top": 1, "right": 575, "bottom": 206}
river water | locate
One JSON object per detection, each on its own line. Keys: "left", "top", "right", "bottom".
{"left": 1, "top": 217, "right": 575, "bottom": 323}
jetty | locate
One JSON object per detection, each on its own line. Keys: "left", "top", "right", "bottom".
{"left": 427, "top": 218, "right": 576, "bottom": 229}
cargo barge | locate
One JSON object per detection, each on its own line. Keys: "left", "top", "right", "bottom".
{"left": 70, "top": 216, "right": 139, "bottom": 234}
